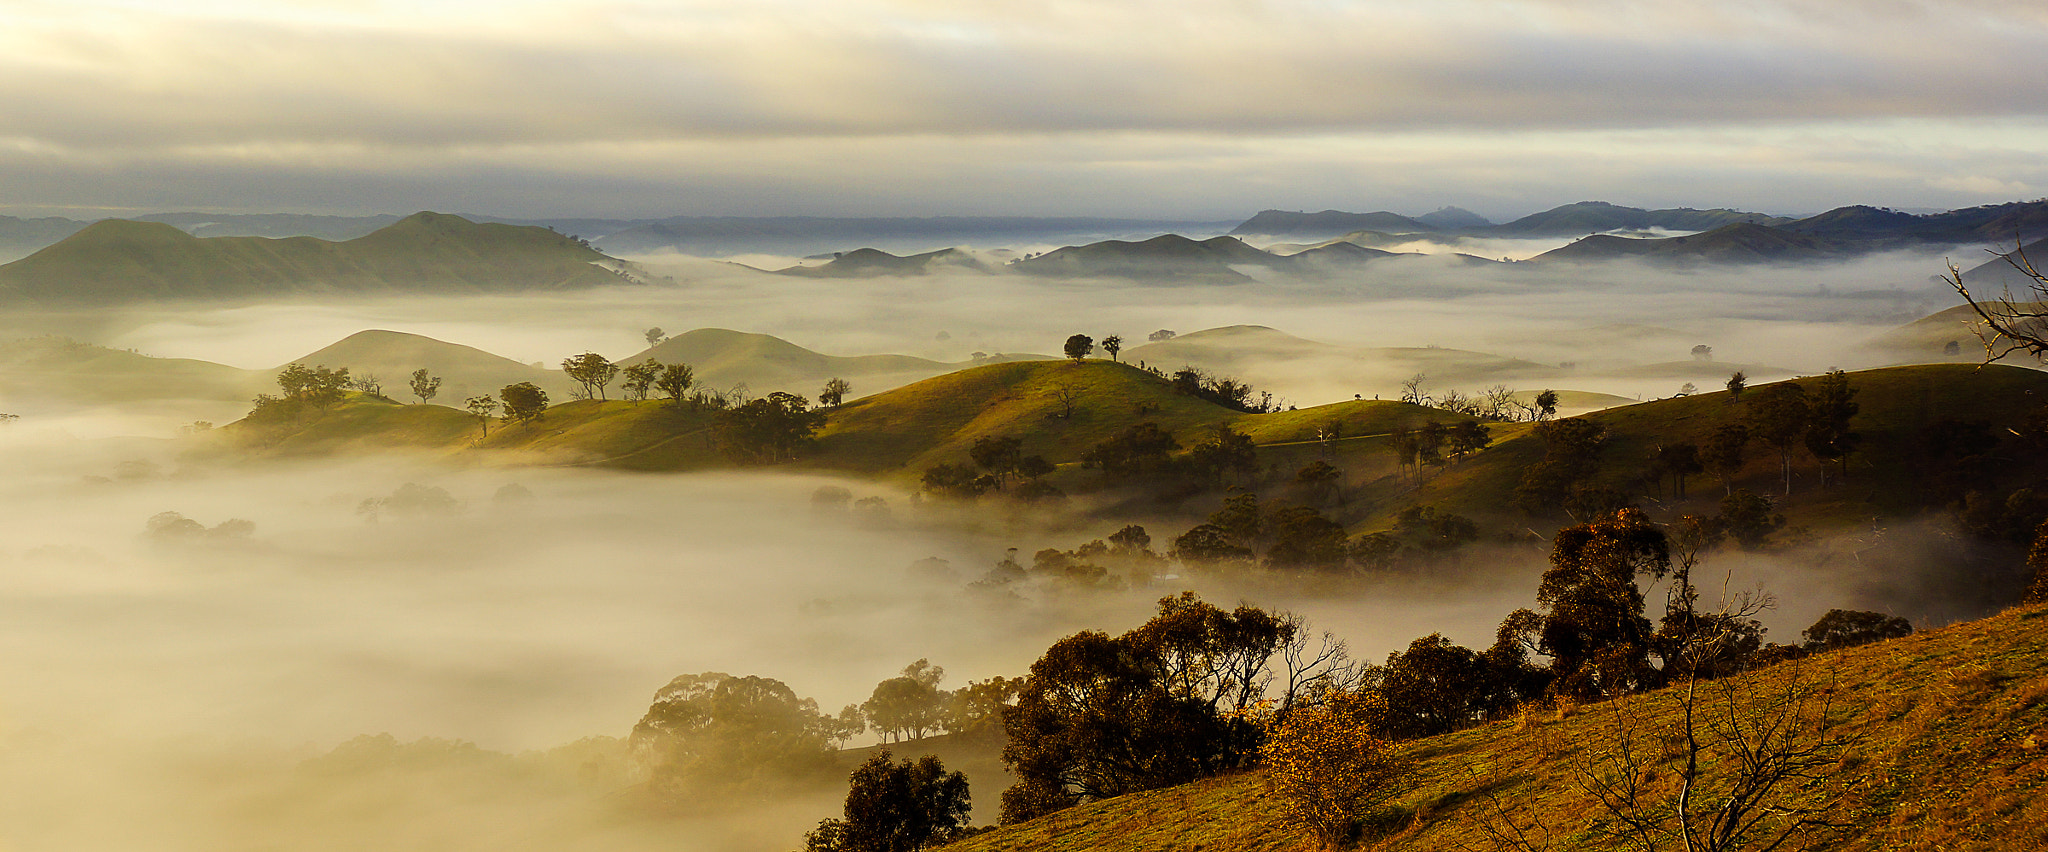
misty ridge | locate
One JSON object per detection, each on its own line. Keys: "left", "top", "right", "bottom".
{"left": 2, "top": 198, "right": 2047, "bottom": 852}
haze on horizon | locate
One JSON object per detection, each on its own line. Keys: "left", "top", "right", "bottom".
{"left": 1, "top": 0, "right": 2045, "bottom": 221}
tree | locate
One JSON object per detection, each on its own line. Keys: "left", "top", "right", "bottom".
{"left": 1803, "top": 369, "right": 1860, "bottom": 486}
{"left": 1399, "top": 373, "right": 1428, "bottom": 405}
{"left": 1744, "top": 382, "right": 1809, "bottom": 496}
{"left": 1700, "top": 423, "right": 1750, "bottom": 496}
{"left": 1725, "top": 370, "right": 1748, "bottom": 401}
{"left": 1101, "top": 335, "right": 1123, "bottom": 362}
{"left": 1063, "top": 334, "right": 1093, "bottom": 362}
{"left": 274, "top": 363, "right": 352, "bottom": 408}
{"left": 805, "top": 750, "right": 971, "bottom": 852}
{"left": 463, "top": 395, "right": 499, "bottom": 436}
{"left": 999, "top": 593, "right": 1344, "bottom": 823}
{"left": 631, "top": 672, "right": 837, "bottom": 798}
{"left": 645, "top": 327, "right": 666, "bottom": 347}
{"left": 821, "top": 377, "right": 852, "bottom": 408}
{"left": 1573, "top": 661, "right": 1854, "bottom": 852}
{"left": 1691, "top": 344, "right": 1713, "bottom": 361}
{"left": 1532, "top": 509, "right": 1669, "bottom": 700}
{"left": 1367, "top": 633, "right": 1514, "bottom": 739}
{"left": 1799, "top": 609, "right": 1911, "bottom": 651}
{"left": 1147, "top": 329, "right": 1176, "bottom": 342}
{"left": 409, "top": 368, "right": 441, "bottom": 404}
{"left": 1295, "top": 460, "right": 1341, "bottom": 506}
{"left": 1719, "top": 489, "right": 1784, "bottom": 550}
{"left": 1259, "top": 688, "right": 1408, "bottom": 849}
{"left": 1945, "top": 240, "right": 2048, "bottom": 360}
{"left": 1184, "top": 426, "right": 1258, "bottom": 487}
{"left": 620, "top": 360, "right": 660, "bottom": 402}
{"left": 864, "top": 660, "right": 951, "bottom": 743}
{"left": 654, "top": 361, "right": 696, "bottom": 405}
{"left": 1079, "top": 422, "right": 1180, "bottom": 480}
{"left": 720, "top": 391, "right": 825, "bottom": 463}
{"left": 498, "top": 382, "right": 548, "bottom": 424}
{"left": 561, "top": 352, "right": 619, "bottom": 400}
{"left": 1652, "top": 441, "right": 1704, "bottom": 500}
{"left": 969, "top": 435, "right": 1024, "bottom": 488}
{"left": 1265, "top": 505, "right": 1348, "bottom": 570}
{"left": 1534, "top": 389, "right": 1559, "bottom": 421}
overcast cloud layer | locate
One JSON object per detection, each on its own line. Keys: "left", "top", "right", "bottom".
{"left": 2, "top": 0, "right": 2045, "bottom": 218}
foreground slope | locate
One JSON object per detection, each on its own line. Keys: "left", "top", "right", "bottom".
{"left": 950, "top": 602, "right": 2048, "bottom": 852}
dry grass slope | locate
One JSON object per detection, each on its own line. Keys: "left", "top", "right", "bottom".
{"left": 946, "top": 602, "right": 2048, "bottom": 852}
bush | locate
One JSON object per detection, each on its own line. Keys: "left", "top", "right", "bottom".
{"left": 1260, "top": 689, "right": 1408, "bottom": 848}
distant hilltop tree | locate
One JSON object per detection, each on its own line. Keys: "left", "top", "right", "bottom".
{"left": 1064, "top": 334, "right": 1094, "bottom": 362}
{"left": 645, "top": 327, "right": 666, "bottom": 347}
{"left": 561, "top": 352, "right": 619, "bottom": 400}
{"left": 409, "top": 368, "right": 441, "bottom": 404}
{"left": 1101, "top": 335, "right": 1122, "bottom": 362}
{"left": 1148, "top": 329, "right": 1176, "bottom": 342}
{"left": 1691, "top": 344, "right": 1713, "bottom": 361}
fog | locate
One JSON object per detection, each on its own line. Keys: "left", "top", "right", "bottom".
{"left": 0, "top": 244, "right": 2017, "bottom": 849}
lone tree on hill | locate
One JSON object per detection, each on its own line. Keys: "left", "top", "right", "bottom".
{"left": 499, "top": 382, "right": 549, "bottom": 424}
{"left": 1101, "top": 335, "right": 1122, "bottom": 362}
{"left": 1063, "top": 334, "right": 1093, "bottom": 362}
{"left": 1148, "top": 329, "right": 1176, "bottom": 342}
{"left": 1725, "top": 370, "right": 1748, "bottom": 401}
{"left": 645, "top": 327, "right": 666, "bottom": 347}
{"left": 409, "top": 368, "right": 441, "bottom": 404}
{"left": 561, "top": 352, "right": 619, "bottom": 400}
{"left": 464, "top": 395, "right": 498, "bottom": 436}
{"left": 820, "top": 377, "right": 852, "bottom": 408}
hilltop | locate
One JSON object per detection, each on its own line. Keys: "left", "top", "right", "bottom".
{"left": 0, "top": 212, "right": 634, "bottom": 304}
{"left": 287, "top": 329, "right": 565, "bottom": 403}
{"left": 623, "top": 328, "right": 980, "bottom": 399}
{"left": 1530, "top": 222, "right": 1852, "bottom": 265}
{"left": 946, "top": 600, "right": 2048, "bottom": 852}
{"left": 776, "top": 247, "right": 993, "bottom": 277}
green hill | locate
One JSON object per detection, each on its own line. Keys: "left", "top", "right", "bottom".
{"left": 1013, "top": 235, "right": 1277, "bottom": 282}
{"left": 1530, "top": 222, "right": 1847, "bottom": 265}
{"left": 776, "top": 247, "right": 991, "bottom": 277}
{"left": 0, "top": 212, "right": 631, "bottom": 303}
{"left": 947, "top": 600, "right": 2048, "bottom": 852}
{"left": 623, "top": 328, "right": 961, "bottom": 399}
{"left": 0, "top": 335, "right": 265, "bottom": 406}
{"left": 286, "top": 329, "right": 566, "bottom": 403}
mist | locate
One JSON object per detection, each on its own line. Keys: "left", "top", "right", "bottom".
{"left": 0, "top": 241, "right": 2017, "bottom": 849}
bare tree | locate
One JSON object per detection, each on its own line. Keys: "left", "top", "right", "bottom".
{"left": 1946, "top": 241, "right": 2048, "bottom": 361}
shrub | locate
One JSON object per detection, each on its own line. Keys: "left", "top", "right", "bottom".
{"left": 1260, "top": 689, "right": 1408, "bottom": 848}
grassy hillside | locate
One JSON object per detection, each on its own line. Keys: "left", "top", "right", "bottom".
{"left": 0, "top": 211, "right": 628, "bottom": 303}
{"left": 1352, "top": 363, "right": 2048, "bottom": 534}
{"left": 947, "top": 601, "right": 2048, "bottom": 852}
{"left": 623, "top": 328, "right": 955, "bottom": 399}
{"left": 288, "top": 329, "right": 567, "bottom": 403}
{"left": 0, "top": 335, "right": 265, "bottom": 405}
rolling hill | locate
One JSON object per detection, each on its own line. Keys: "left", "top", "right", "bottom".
{"left": 621, "top": 328, "right": 975, "bottom": 399}
{"left": 0, "top": 212, "right": 634, "bottom": 304}
{"left": 285, "top": 329, "right": 568, "bottom": 403}
{"left": 776, "top": 247, "right": 993, "bottom": 277}
{"left": 1229, "top": 210, "right": 1436, "bottom": 239}
{"left": 1529, "top": 222, "right": 1849, "bottom": 265}
{"left": 0, "top": 335, "right": 265, "bottom": 406}
{"left": 945, "top": 600, "right": 2048, "bottom": 852}
{"left": 1011, "top": 235, "right": 1282, "bottom": 282}
{"left": 1489, "top": 201, "right": 1790, "bottom": 236}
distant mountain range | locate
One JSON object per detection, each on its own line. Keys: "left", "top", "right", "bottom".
{"left": 775, "top": 234, "right": 1496, "bottom": 282}
{"left": 1525, "top": 202, "right": 2048, "bottom": 266}
{"left": 0, "top": 212, "right": 636, "bottom": 304}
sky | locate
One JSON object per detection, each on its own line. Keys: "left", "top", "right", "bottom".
{"left": 2, "top": 0, "right": 2046, "bottom": 221}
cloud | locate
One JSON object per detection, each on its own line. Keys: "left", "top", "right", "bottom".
{"left": 0, "top": 0, "right": 2045, "bottom": 217}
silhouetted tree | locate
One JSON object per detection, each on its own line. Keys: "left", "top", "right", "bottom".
{"left": 645, "top": 327, "right": 666, "bottom": 347}
{"left": 1101, "top": 335, "right": 1122, "bottom": 362}
{"left": 969, "top": 435, "right": 1024, "bottom": 488}
{"left": 1719, "top": 489, "right": 1783, "bottom": 550}
{"left": 1063, "top": 334, "right": 1093, "bottom": 362}
{"left": 1534, "top": 389, "right": 1559, "bottom": 421}
{"left": 1691, "top": 344, "right": 1713, "bottom": 361}
{"left": 999, "top": 594, "right": 1339, "bottom": 823}
{"left": 1700, "top": 423, "right": 1750, "bottom": 496}
{"left": 654, "top": 361, "right": 696, "bottom": 405}
{"left": 821, "top": 377, "right": 852, "bottom": 408}
{"left": 1745, "top": 382, "right": 1810, "bottom": 496}
{"left": 1652, "top": 441, "right": 1704, "bottom": 499}
{"left": 561, "top": 352, "right": 619, "bottom": 400}
{"left": 1803, "top": 369, "right": 1860, "bottom": 486}
{"left": 1945, "top": 240, "right": 2048, "bottom": 359}
{"left": 804, "top": 750, "right": 971, "bottom": 852}
{"left": 1366, "top": 633, "right": 1517, "bottom": 739}
{"left": 1184, "top": 426, "right": 1258, "bottom": 487}
{"left": 1725, "top": 370, "right": 1747, "bottom": 401}
{"left": 409, "top": 368, "right": 441, "bottom": 404}
{"left": 1800, "top": 610, "right": 1911, "bottom": 651}
{"left": 1532, "top": 509, "right": 1668, "bottom": 700}
{"left": 499, "top": 382, "right": 548, "bottom": 424}
{"left": 1147, "top": 329, "right": 1176, "bottom": 342}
